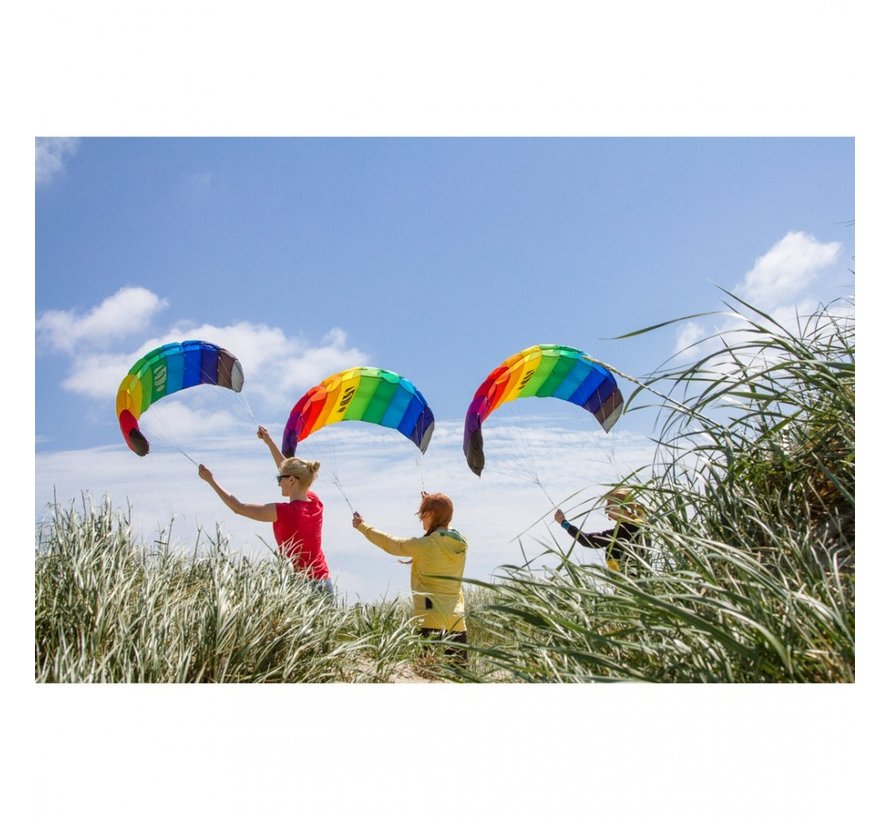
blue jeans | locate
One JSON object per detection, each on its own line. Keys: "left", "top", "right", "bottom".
{"left": 312, "top": 578, "right": 336, "bottom": 600}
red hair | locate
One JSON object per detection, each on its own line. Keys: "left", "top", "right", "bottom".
{"left": 418, "top": 493, "right": 453, "bottom": 534}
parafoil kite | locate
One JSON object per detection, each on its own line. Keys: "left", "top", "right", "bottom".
{"left": 463, "top": 344, "right": 623, "bottom": 476}
{"left": 282, "top": 366, "right": 435, "bottom": 457}
{"left": 116, "top": 340, "right": 244, "bottom": 456}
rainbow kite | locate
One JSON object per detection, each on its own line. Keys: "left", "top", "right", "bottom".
{"left": 116, "top": 340, "right": 244, "bottom": 456}
{"left": 282, "top": 366, "right": 435, "bottom": 457}
{"left": 463, "top": 343, "right": 623, "bottom": 476}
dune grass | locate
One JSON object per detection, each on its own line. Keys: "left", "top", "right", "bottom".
{"left": 35, "top": 498, "right": 436, "bottom": 683}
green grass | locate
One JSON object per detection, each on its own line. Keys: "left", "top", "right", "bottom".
{"left": 36, "top": 293, "right": 853, "bottom": 683}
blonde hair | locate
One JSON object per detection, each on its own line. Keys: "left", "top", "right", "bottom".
{"left": 601, "top": 487, "right": 646, "bottom": 522}
{"left": 279, "top": 456, "right": 321, "bottom": 489}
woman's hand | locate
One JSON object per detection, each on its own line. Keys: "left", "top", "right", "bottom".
{"left": 554, "top": 508, "right": 566, "bottom": 525}
{"left": 257, "top": 425, "right": 286, "bottom": 468}
{"left": 198, "top": 464, "right": 213, "bottom": 483}
{"left": 352, "top": 511, "right": 364, "bottom": 529}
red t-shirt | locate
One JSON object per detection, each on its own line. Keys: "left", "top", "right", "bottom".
{"left": 272, "top": 492, "right": 329, "bottom": 580}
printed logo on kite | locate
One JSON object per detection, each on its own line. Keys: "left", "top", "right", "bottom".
{"left": 281, "top": 366, "right": 435, "bottom": 458}
{"left": 152, "top": 363, "right": 168, "bottom": 393}
{"left": 115, "top": 340, "right": 244, "bottom": 456}
{"left": 463, "top": 343, "right": 624, "bottom": 476}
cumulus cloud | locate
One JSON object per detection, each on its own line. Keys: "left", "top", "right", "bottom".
{"left": 61, "top": 352, "right": 139, "bottom": 399}
{"left": 165, "top": 321, "right": 289, "bottom": 377}
{"left": 37, "top": 287, "right": 169, "bottom": 353}
{"left": 136, "top": 399, "right": 246, "bottom": 443}
{"left": 674, "top": 320, "right": 708, "bottom": 357}
{"left": 36, "top": 137, "right": 81, "bottom": 186}
{"left": 276, "top": 328, "right": 369, "bottom": 396}
{"left": 736, "top": 231, "right": 841, "bottom": 309}
{"left": 158, "top": 322, "right": 368, "bottom": 413}
{"left": 41, "top": 287, "right": 373, "bottom": 449}
{"left": 673, "top": 231, "right": 847, "bottom": 359}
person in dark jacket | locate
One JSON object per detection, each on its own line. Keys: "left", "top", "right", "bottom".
{"left": 554, "top": 487, "right": 645, "bottom": 571}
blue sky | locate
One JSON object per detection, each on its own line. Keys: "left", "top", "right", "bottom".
{"left": 35, "top": 136, "right": 854, "bottom": 603}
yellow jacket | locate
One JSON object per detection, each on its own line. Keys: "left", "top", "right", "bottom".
{"left": 357, "top": 523, "right": 468, "bottom": 631}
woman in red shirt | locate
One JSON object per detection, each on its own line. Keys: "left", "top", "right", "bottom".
{"left": 198, "top": 426, "right": 333, "bottom": 598}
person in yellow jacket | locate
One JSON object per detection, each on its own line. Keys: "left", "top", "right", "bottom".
{"left": 352, "top": 492, "right": 468, "bottom": 663}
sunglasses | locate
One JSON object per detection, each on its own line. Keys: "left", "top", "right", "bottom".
{"left": 276, "top": 474, "right": 293, "bottom": 484}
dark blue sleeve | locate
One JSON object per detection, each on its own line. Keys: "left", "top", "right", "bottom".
{"left": 563, "top": 521, "right": 614, "bottom": 549}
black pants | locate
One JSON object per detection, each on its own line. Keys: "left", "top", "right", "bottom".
{"left": 419, "top": 628, "right": 469, "bottom": 665}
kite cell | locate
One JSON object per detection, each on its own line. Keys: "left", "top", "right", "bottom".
{"left": 116, "top": 340, "right": 244, "bottom": 456}
{"left": 463, "top": 344, "right": 624, "bottom": 476}
{"left": 281, "top": 367, "right": 435, "bottom": 457}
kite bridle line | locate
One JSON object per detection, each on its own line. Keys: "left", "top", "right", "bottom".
{"left": 329, "top": 471, "right": 355, "bottom": 515}
{"left": 509, "top": 485, "right": 596, "bottom": 572}
{"left": 130, "top": 357, "right": 259, "bottom": 466}
{"left": 178, "top": 449, "right": 199, "bottom": 467}
{"left": 303, "top": 429, "right": 356, "bottom": 515}
{"left": 414, "top": 448, "right": 428, "bottom": 495}
{"left": 314, "top": 424, "right": 428, "bottom": 518}
{"left": 492, "top": 400, "right": 561, "bottom": 507}
{"left": 136, "top": 401, "right": 201, "bottom": 466}
{"left": 235, "top": 389, "right": 261, "bottom": 429}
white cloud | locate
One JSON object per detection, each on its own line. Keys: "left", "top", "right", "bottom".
{"left": 122, "top": 322, "right": 369, "bottom": 414}
{"left": 276, "top": 328, "right": 369, "bottom": 398}
{"left": 165, "top": 321, "right": 289, "bottom": 385}
{"left": 61, "top": 352, "right": 138, "bottom": 399}
{"left": 153, "top": 322, "right": 369, "bottom": 416}
{"left": 36, "top": 137, "right": 81, "bottom": 185}
{"left": 37, "top": 286, "right": 169, "bottom": 353}
{"left": 41, "top": 288, "right": 374, "bottom": 447}
{"left": 674, "top": 320, "right": 707, "bottom": 357}
{"left": 674, "top": 231, "right": 847, "bottom": 359}
{"left": 736, "top": 231, "right": 841, "bottom": 310}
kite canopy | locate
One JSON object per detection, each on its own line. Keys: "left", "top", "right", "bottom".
{"left": 463, "top": 343, "right": 623, "bottom": 476}
{"left": 116, "top": 340, "right": 244, "bottom": 456}
{"left": 281, "top": 366, "right": 435, "bottom": 457}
